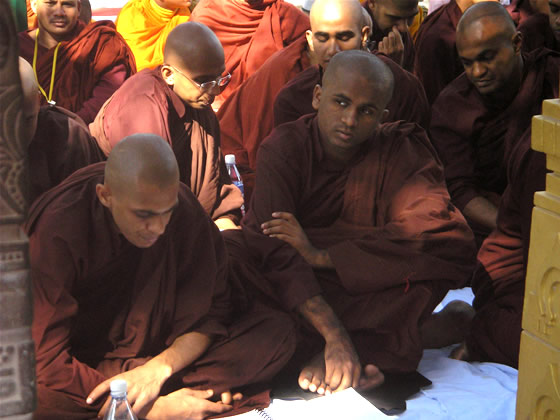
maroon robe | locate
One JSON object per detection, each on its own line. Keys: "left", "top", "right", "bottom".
{"left": 18, "top": 20, "right": 136, "bottom": 124}
{"left": 413, "top": 0, "right": 464, "bottom": 104}
{"left": 225, "top": 116, "right": 476, "bottom": 372}
{"left": 190, "top": 0, "right": 309, "bottom": 108}
{"left": 274, "top": 56, "right": 430, "bottom": 129}
{"left": 519, "top": 12, "right": 560, "bottom": 52}
{"left": 26, "top": 163, "right": 295, "bottom": 419}
{"left": 466, "top": 129, "right": 547, "bottom": 368}
{"left": 28, "top": 106, "right": 105, "bottom": 203}
{"left": 217, "top": 37, "right": 312, "bottom": 203}
{"left": 429, "top": 49, "right": 559, "bottom": 214}
{"left": 368, "top": 14, "right": 415, "bottom": 71}
{"left": 89, "top": 68, "right": 243, "bottom": 222}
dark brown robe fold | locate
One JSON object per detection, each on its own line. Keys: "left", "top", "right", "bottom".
{"left": 28, "top": 106, "right": 105, "bottom": 203}
{"left": 466, "top": 128, "right": 547, "bottom": 368}
{"left": 273, "top": 55, "right": 430, "bottom": 128}
{"left": 429, "top": 48, "right": 559, "bottom": 214}
{"left": 519, "top": 12, "right": 560, "bottom": 52}
{"left": 413, "top": 0, "right": 464, "bottom": 104}
{"left": 26, "top": 163, "right": 295, "bottom": 419}
{"left": 217, "top": 36, "right": 311, "bottom": 203}
{"left": 89, "top": 68, "right": 243, "bottom": 222}
{"left": 190, "top": 0, "right": 309, "bottom": 107}
{"left": 18, "top": 20, "right": 136, "bottom": 123}
{"left": 226, "top": 116, "right": 476, "bottom": 372}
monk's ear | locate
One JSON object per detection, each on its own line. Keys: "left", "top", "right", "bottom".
{"left": 512, "top": 31, "right": 522, "bottom": 55}
{"left": 311, "top": 84, "right": 322, "bottom": 111}
{"left": 305, "top": 30, "right": 315, "bottom": 53}
{"left": 380, "top": 108, "right": 390, "bottom": 123}
{"left": 361, "top": 26, "right": 371, "bottom": 49}
{"left": 96, "top": 183, "right": 112, "bottom": 208}
{"left": 367, "top": 0, "right": 376, "bottom": 13}
{"left": 161, "top": 65, "right": 175, "bottom": 86}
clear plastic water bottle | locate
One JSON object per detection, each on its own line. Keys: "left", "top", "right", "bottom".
{"left": 225, "top": 154, "right": 245, "bottom": 215}
{"left": 103, "top": 379, "right": 137, "bottom": 420}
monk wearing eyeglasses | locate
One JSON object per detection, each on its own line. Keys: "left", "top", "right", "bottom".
{"left": 90, "top": 21, "right": 244, "bottom": 231}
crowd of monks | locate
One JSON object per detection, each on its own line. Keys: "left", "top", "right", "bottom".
{"left": 9, "top": 0, "right": 560, "bottom": 417}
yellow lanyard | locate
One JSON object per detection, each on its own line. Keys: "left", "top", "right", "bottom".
{"left": 33, "top": 28, "right": 62, "bottom": 106}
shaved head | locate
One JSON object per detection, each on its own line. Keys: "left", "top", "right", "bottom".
{"left": 105, "top": 134, "right": 179, "bottom": 196}
{"left": 164, "top": 21, "right": 224, "bottom": 74}
{"left": 323, "top": 50, "right": 394, "bottom": 108}
{"left": 457, "top": 1, "right": 516, "bottom": 38}
{"left": 309, "top": 0, "right": 364, "bottom": 29}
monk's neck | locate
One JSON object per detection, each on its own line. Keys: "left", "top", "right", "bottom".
{"left": 455, "top": 0, "right": 473, "bottom": 13}
{"left": 33, "top": 26, "right": 76, "bottom": 49}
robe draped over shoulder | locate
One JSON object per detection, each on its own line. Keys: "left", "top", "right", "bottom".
{"left": 467, "top": 129, "right": 547, "bottom": 368}
{"left": 429, "top": 49, "right": 560, "bottom": 212}
{"left": 116, "top": 0, "right": 190, "bottom": 71}
{"left": 25, "top": 163, "right": 231, "bottom": 416}
{"left": 413, "top": 0, "right": 463, "bottom": 104}
{"left": 519, "top": 13, "right": 560, "bottom": 52}
{"left": 18, "top": 20, "right": 137, "bottom": 124}
{"left": 89, "top": 68, "right": 244, "bottom": 222}
{"left": 229, "top": 116, "right": 476, "bottom": 372}
{"left": 190, "top": 0, "right": 309, "bottom": 107}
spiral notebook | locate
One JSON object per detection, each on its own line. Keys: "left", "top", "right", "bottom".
{"left": 223, "top": 388, "right": 396, "bottom": 420}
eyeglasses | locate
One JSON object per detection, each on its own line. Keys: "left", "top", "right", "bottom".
{"left": 168, "top": 65, "right": 231, "bottom": 93}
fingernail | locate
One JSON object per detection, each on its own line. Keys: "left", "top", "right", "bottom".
{"left": 86, "top": 397, "right": 92, "bottom": 404}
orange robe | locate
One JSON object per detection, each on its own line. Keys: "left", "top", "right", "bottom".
{"left": 190, "top": 0, "right": 309, "bottom": 108}
{"left": 116, "top": 0, "right": 190, "bottom": 71}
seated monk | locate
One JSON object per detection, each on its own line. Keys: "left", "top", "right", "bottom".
{"left": 430, "top": 2, "right": 559, "bottom": 245}
{"left": 519, "top": 0, "right": 560, "bottom": 52}
{"left": 413, "top": 0, "right": 499, "bottom": 104}
{"left": 224, "top": 51, "right": 476, "bottom": 395}
{"left": 19, "top": 0, "right": 135, "bottom": 124}
{"left": 189, "top": 0, "right": 310, "bottom": 108}
{"left": 19, "top": 58, "right": 105, "bottom": 203}
{"left": 273, "top": 2, "right": 430, "bottom": 143}
{"left": 451, "top": 128, "right": 547, "bottom": 368}
{"left": 90, "top": 22, "right": 244, "bottom": 231}
{"left": 116, "top": 0, "right": 191, "bottom": 71}
{"left": 363, "top": 0, "right": 419, "bottom": 70}
{"left": 26, "top": 133, "right": 296, "bottom": 419}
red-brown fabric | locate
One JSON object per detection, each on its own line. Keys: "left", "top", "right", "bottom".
{"left": 217, "top": 36, "right": 311, "bottom": 203}
{"left": 368, "top": 12, "right": 415, "bottom": 71}
{"left": 26, "top": 163, "right": 295, "bottom": 419}
{"left": 466, "top": 129, "right": 547, "bottom": 368}
{"left": 429, "top": 49, "right": 560, "bottom": 213}
{"left": 506, "top": 0, "right": 534, "bottom": 25}
{"left": 28, "top": 106, "right": 105, "bottom": 204}
{"left": 413, "top": 0, "right": 464, "bottom": 104}
{"left": 519, "top": 12, "right": 560, "bottom": 52}
{"left": 225, "top": 116, "right": 476, "bottom": 372}
{"left": 274, "top": 54, "right": 430, "bottom": 129}
{"left": 190, "top": 0, "right": 309, "bottom": 107}
{"left": 18, "top": 21, "right": 136, "bottom": 124}
{"left": 89, "top": 68, "right": 244, "bottom": 222}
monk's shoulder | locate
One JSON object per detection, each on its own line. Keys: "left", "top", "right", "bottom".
{"left": 111, "top": 69, "right": 168, "bottom": 105}
{"left": 374, "top": 121, "right": 437, "bottom": 160}
{"left": 431, "top": 73, "right": 477, "bottom": 111}
{"left": 260, "top": 115, "right": 313, "bottom": 159}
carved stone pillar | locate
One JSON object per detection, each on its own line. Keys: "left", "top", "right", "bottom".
{"left": 516, "top": 98, "right": 560, "bottom": 419}
{"left": 0, "top": 0, "right": 36, "bottom": 418}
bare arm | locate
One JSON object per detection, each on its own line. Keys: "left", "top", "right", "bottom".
{"left": 87, "top": 331, "right": 212, "bottom": 416}
{"left": 462, "top": 196, "right": 498, "bottom": 231}
{"left": 297, "top": 295, "right": 361, "bottom": 392}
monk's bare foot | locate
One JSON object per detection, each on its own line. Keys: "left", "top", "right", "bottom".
{"left": 450, "top": 342, "right": 471, "bottom": 361}
{"left": 421, "top": 300, "right": 475, "bottom": 349}
{"left": 358, "top": 364, "right": 385, "bottom": 391}
{"left": 299, "top": 351, "right": 329, "bottom": 395}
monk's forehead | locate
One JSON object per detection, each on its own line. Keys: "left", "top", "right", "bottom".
{"left": 311, "top": 0, "right": 363, "bottom": 27}
{"left": 378, "top": 0, "right": 418, "bottom": 13}
{"left": 456, "top": 16, "right": 513, "bottom": 48}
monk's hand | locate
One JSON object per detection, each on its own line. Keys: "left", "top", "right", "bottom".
{"left": 261, "top": 212, "right": 319, "bottom": 263}
{"left": 145, "top": 388, "right": 234, "bottom": 420}
{"left": 87, "top": 359, "right": 171, "bottom": 418}
{"left": 323, "top": 332, "right": 361, "bottom": 393}
{"left": 377, "top": 26, "right": 405, "bottom": 66}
